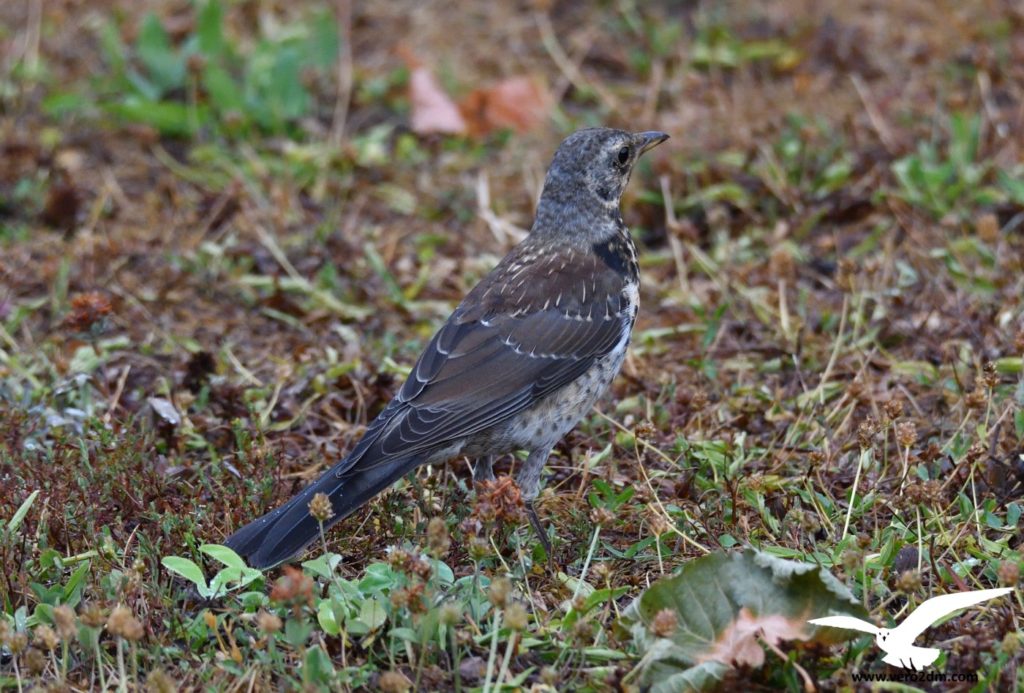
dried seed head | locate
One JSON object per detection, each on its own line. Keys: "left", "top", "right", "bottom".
{"left": 963, "top": 388, "right": 987, "bottom": 409}
{"left": 647, "top": 507, "right": 671, "bottom": 536}
{"left": 24, "top": 646, "right": 46, "bottom": 675}
{"left": 572, "top": 619, "right": 595, "bottom": 643}
{"left": 895, "top": 421, "right": 918, "bottom": 448}
{"left": 488, "top": 577, "right": 512, "bottom": 608}
{"left": 981, "top": 362, "right": 999, "bottom": 390}
{"left": 80, "top": 603, "right": 106, "bottom": 628}
{"left": 412, "top": 557, "right": 433, "bottom": 581}
{"left": 7, "top": 631, "right": 27, "bottom": 655}
{"left": 633, "top": 420, "right": 657, "bottom": 440}
{"left": 34, "top": 624, "right": 58, "bottom": 651}
{"left": 975, "top": 212, "right": 1000, "bottom": 243}
{"left": 835, "top": 257, "right": 856, "bottom": 292}
{"left": 690, "top": 389, "right": 709, "bottom": 411}
{"left": 998, "top": 560, "right": 1020, "bottom": 588}
{"left": 591, "top": 561, "right": 612, "bottom": 583}
{"left": 439, "top": 602, "right": 462, "bottom": 626}
{"left": 106, "top": 604, "right": 144, "bottom": 641}
{"left": 387, "top": 548, "right": 414, "bottom": 573}
{"left": 468, "top": 536, "right": 490, "bottom": 561}
{"left": 650, "top": 608, "right": 679, "bottom": 638}
{"left": 856, "top": 417, "right": 878, "bottom": 449}
{"left": 52, "top": 605, "right": 76, "bottom": 640}
{"left": 589, "top": 507, "right": 614, "bottom": 526}
{"left": 308, "top": 492, "right": 334, "bottom": 523}
{"left": 840, "top": 547, "right": 864, "bottom": 573}
{"left": 257, "top": 610, "right": 282, "bottom": 634}
{"left": 895, "top": 570, "right": 922, "bottom": 594}
{"left": 504, "top": 602, "right": 529, "bottom": 631}
{"left": 146, "top": 668, "right": 178, "bottom": 693}
{"left": 63, "top": 291, "right": 113, "bottom": 332}
{"left": 378, "top": 670, "right": 413, "bottom": 693}
{"left": 427, "top": 517, "right": 450, "bottom": 558}
{"left": 1001, "top": 632, "right": 1021, "bottom": 657}
{"left": 883, "top": 398, "right": 904, "bottom": 422}
{"left": 540, "top": 666, "right": 559, "bottom": 685}
{"left": 269, "top": 566, "right": 314, "bottom": 606}
{"left": 769, "top": 244, "right": 796, "bottom": 279}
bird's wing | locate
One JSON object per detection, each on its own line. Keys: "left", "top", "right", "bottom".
{"left": 335, "top": 244, "right": 631, "bottom": 476}
{"left": 895, "top": 588, "right": 1014, "bottom": 641}
{"left": 808, "top": 615, "right": 880, "bottom": 635}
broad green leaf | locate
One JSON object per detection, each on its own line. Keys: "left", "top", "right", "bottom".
{"left": 620, "top": 548, "right": 868, "bottom": 692}
{"left": 161, "top": 557, "right": 209, "bottom": 593}
{"left": 357, "top": 597, "right": 387, "bottom": 631}
{"left": 199, "top": 544, "right": 247, "bottom": 571}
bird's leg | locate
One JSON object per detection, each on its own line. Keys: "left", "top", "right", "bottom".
{"left": 517, "top": 447, "right": 553, "bottom": 561}
{"left": 526, "top": 500, "right": 552, "bottom": 558}
{"left": 472, "top": 455, "right": 496, "bottom": 484}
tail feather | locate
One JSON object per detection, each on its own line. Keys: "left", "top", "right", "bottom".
{"left": 225, "top": 454, "right": 422, "bottom": 569}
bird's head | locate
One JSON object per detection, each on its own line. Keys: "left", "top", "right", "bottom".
{"left": 875, "top": 629, "right": 891, "bottom": 647}
{"left": 534, "top": 128, "right": 669, "bottom": 242}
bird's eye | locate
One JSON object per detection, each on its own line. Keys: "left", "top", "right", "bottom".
{"left": 617, "top": 146, "right": 630, "bottom": 165}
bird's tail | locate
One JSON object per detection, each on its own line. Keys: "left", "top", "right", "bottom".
{"left": 224, "top": 454, "right": 422, "bottom": 569}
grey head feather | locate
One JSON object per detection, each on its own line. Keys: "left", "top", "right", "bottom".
{"left": 532, "top": 128, "right": 668, "bottom": 246}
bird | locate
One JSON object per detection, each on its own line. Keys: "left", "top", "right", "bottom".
{"left": 224, "top": 127, "right": 670, "bottom": 569}
{"left": 809, "top": 587, "right": 1014, "bottom": 670}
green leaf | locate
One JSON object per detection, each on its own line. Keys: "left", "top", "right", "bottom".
{"left": 104, "top": 98, "right": 201, "bottom": 136}
{"left": 199, "top": 544, "right": 248, "bottom": 571}
{"left": 284, "top": 617, "right": 313, "bottom": 648}
{"left": 203, "top": 64, "right": 245, "bottom": 115}
{"left": 620, "top": 549, "right": 868, "bottom": 691}
{"left": 7, "top": 490, "right": 39, "bottom": 534}
{"left": 266, "top": 46, "right": 308, "bottom": 125}
{"left": 302, "top": 645, "right": 335, "bottom": 685}
{"left": 197, "top": 0, "right": 226, "bottom": 57}
{"left": 62, "top": 562, "right": 91, "bottom": 607}
{"left": 136, "top": 14, "right": 186, "bottom": 92}
{"left": 317, "top": 599, "right": 342, "bottom": 636}
{"left": 306, "top": 12, "right": 340, "bottom": 69}
{"left": 302, "top": 552, "right": 343, "bottom": 580}
{"left": 161, "top": 556, "right": 209, "bottom": 593}
{"left": 356, "top": 596, "right": 387, "bottom": 631}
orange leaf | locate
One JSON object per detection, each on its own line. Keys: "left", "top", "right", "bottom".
{"left": 460, "top": 76, "right": 552, "bottom": 136}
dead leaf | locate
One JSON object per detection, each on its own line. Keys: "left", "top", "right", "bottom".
{"left": 402, "top": 51, "right": 467, "bottom": 135}
{"left": 696, "top": 607, "right": 807, "bottom": 668}
{"left": 460, "top": 76, "right": 552, "bottom": 136}
{"left": 148, "top": 397, "right": 182, "bottom": 427}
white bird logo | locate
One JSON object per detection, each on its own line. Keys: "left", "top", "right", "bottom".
{"left": 809, "top": 587, "right": 1014, "bottom": 670}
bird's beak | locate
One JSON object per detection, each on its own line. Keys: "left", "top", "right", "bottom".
{"left": 636, "top": 131, "right": 670, "bottom": 155}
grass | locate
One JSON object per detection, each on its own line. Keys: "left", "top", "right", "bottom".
{"left": 1, "top": 1, "right": 1022, "bottom": 691}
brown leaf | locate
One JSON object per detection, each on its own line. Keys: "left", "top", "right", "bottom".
{"left": 695, "top": 607, "right": 808, "bottom": 668}
{"left": 460, "top": 76, "right": 552, "bottom": 136}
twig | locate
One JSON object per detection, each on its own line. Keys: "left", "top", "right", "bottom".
{"left": 534, "top": 10, "right": 619, "bottom": 113}
{"left": 850, "top": 74, "right": 897, "bottom": 153}
{"left": 329, "top": 0, "right": 353, "bottom": 148}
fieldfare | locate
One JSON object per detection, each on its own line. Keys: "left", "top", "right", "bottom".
{"left": 226, "top": 127, "right": 669, "bottom": 568}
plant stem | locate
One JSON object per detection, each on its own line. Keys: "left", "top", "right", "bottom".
{"left": 481, "top": 608, "right": 503, "bottom": 693}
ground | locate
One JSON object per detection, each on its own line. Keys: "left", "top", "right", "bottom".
{"left": 1, "top": 0, "right": 1022, "bottom": 691}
